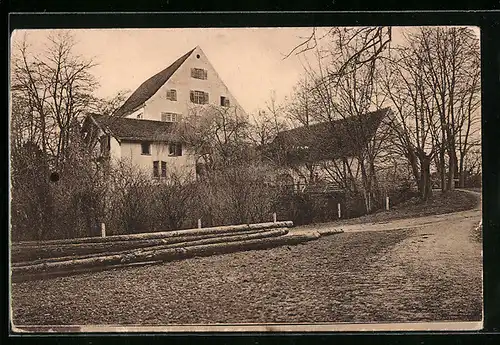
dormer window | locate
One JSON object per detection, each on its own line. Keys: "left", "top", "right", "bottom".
{"left": 161, "top": 112, "right": 180, "bottom": 122}
{"left": 166, "top": 89, "right": 177, "bottom": 101}
{"left": 220, "top": 96, "right": 230, "bottom": 107}
{"left": 191, "top": 68, "right": 207, "bottom": 80}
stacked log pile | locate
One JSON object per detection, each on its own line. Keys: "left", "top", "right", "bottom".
{"left": 11, "top": 221, "right": 326, "bottom": 282}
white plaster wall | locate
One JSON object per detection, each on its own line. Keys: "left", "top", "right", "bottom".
{"left": 128, "top": 107, "right": 146, "bottom": 119}
{"left": 128, "top": 46, "right": 246, "bottom": 122}
{"left": 109, "top": 136, "right": 122, "bottom": 161}
{"left": 117, "top": 141, "right": 196, "bottom": 178}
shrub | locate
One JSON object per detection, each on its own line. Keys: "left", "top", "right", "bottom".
{"left": 388, "top": 181, "right": 420, "bottom": 207}
{"left": 194, "top": 165, "right": 281, "bottom": 227}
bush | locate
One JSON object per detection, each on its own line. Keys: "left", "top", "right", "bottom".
{"left": 11, "top": 148, "right": 424, "bottom": 241}
{"left": 153, "top": 174, "right": 199, "bottom": 231}
{"left": 276, "top": 191, "right": 364, "bottom": 225}
{"left": 388, "top": 181, "right": 420, "bottom": 207}
{"left": 195, "top": 165, "right": 281, "bottom": 227}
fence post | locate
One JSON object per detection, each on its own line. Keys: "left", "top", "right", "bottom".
{"left": 273, "top": 212, "right": 277, "bottom": 223}
{"left": 101, "top": 223, "right": 106, "bottom": 238}
{"left": 338, "top": 203, "right": 341, "bottom": 219}
{"left": 198, "top": 218, "right": 202, "bottom": 229}
{"left": 386, "top": 196, "right": 390, "bottom": 211}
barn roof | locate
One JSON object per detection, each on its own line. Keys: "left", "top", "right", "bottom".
{"left": 90, "top": 115, "right": 179, "bottom": 142}
{"left": 271, "top": 108, "right": 390, "bottom": 163}
{"left": 112, "top": 47, "right": 196, "bottom": 117}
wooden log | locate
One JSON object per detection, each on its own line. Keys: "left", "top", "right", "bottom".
{"left": 13, "top": 228, "right": 288, "bottom": 267}
{"left": 14, "top": 221, "right": 294, "bottom": 247}
{"left": 12, "top": 232, "right": 317, "bottom": 278}
{"left": 11, "top": 228, "right": 273, "bottom": 263}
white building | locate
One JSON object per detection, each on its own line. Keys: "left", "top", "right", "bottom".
{"left": 82, "top": 46, "right": 246, "bottom": 179}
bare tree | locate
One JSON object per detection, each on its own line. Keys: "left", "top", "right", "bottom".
{"left": 248, "top": 91, "right": 289, "bottom": 167}
{"left": 454, "top": 46, "right": 481, "bottom": 188}
{"left": 11, "top": 31, "right": 98, "bottom": 169}
{"left": 89, "top": 89, "right": 131, "bottom": 117}
{"left": 286, "top": 77, "right": 317, "bottom": 127}
{"left": 10, "top": 31, "right": 112, "bottom": 240}
{"left": 293, "top": 27, "right": 392, "bottom": 211}
{"left": 416, "top": 27, "right": 481, "bottom": 191}
{"left": 179, "top": 104, "right": 251, "bottom": 174}
{"left": 381, "top": 27, "right": 480, "bottom": 198}
{"left": 284, "top": 26, "right": 392, "bottom": 69}
{"left": 381, "top": 37, "right": 438, "bottom": 201}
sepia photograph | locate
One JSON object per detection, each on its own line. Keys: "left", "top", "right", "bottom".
{"left": 9, "top": 26, "right": 482, "bottom": 332}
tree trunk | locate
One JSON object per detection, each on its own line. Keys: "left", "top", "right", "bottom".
{"left": 407, "top": 150, "right": 420, "bottom": 195}
{"left": 358, "top": 157, "right": 370, "bottom": 213}
{"left": 418, "top": 154, "right": 432, "bottom": 201}
{"left": 439, "top": 149, "right": 446, "bottom": 192}
{"left": 459, "top": 154, "right": 466, "bottom": 188}
{"left": 422, "top": 155, "right": 433, "bottom": 201}
{"left": 12, "top": 232, "right": 322, "bottom": 281}
{"left": 14, "top": 220, "right": 295, "bottom": 246}
{"left": 369, "top": 156, "right": 381, "bottom": 206}
{"left": 12, "top": 228, "right": 288, "bottom": 264}
{"left": 446, "top": 149, "right": 457, "bottom": 191}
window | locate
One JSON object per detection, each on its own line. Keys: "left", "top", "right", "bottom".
{"left": 169, "top": 143, "right": 182, "bottom": 157}
{"left": 220, "top": 96, "right": 230, "bottom": 107}
{"left": 191, "top": 68, "right": 207, "bottom": 80}
{"left": 190, "top": 90, "right": 209, "bottom": 104}
{"left": 161, "top": 161, "right": 167, "bottom": 178}
{"left": 166, "top": 89, "right": 177, "bottom": 101}
{"left": 153, "top": 161, "right": 159, "bottom": 178}
{"left": 161, "top": 112, "right": 180, "bottom": 122}
{"left": 137, "top": 112, "right": 143, "bottom": 119}
{"left": 141, "top": 142, "right": 151, "bottom": 155}
{"left": 154, "top": 161, "right": 167, "bottom": 178}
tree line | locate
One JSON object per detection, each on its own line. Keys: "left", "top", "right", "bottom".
{"left": 251, "top": 27, "right": 481, "bottom": 205}
{"left": 10, "top": 28, "right": 481, "bottom": 240}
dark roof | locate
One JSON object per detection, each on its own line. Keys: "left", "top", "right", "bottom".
{"left": 91, "top": 115, "right": 179, "bottom": 142}
{"left": 112, "top": 48, "right": 196, "bottom": 117}
{"left": 271, "top": 108, "right": 390, "bottom": 163}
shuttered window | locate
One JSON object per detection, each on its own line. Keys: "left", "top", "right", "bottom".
{"left": 190, "top": 90, "right": 209, "bottom": 104}
{"left": 153, "top": 161, "right": 159, "bottom": 177}
{"left": 191, "top": 68, "right": 207, "bottom": 80}
{"left": 166, "top": 89, "right": 177, "bottom": 101}
{"left": 161, "top": 112, "right": 180, "bottom": 122}
{"left": 161, "top": 161, "right": 167, "bottom": 177}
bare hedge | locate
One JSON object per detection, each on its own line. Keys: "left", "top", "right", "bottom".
{"left": 11, "top": 150, "right": 418, "bottom": 241}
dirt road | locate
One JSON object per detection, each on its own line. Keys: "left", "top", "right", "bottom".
{"left": 289, "top": 189, "right": 481, "bottom": 236}
{"left": 11, "top": 198, "right": 482, "bottom": 327}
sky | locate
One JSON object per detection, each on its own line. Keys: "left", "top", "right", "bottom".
{"left": 11, "top": 27, "right": 480, "bottom": 116}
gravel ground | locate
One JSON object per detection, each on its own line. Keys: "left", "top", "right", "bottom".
{"left": 11, "top": 215, "right": 482, "bottom": 326}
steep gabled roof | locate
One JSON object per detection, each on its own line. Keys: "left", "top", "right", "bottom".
{"left": 91, "top": 115, "right": 179, "bottom": 142}
{"left": 271, "top": 108, "right": 390, "bottom": 163}
{"left": 112, "top": 48, "right": 196, "bottom": 117}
